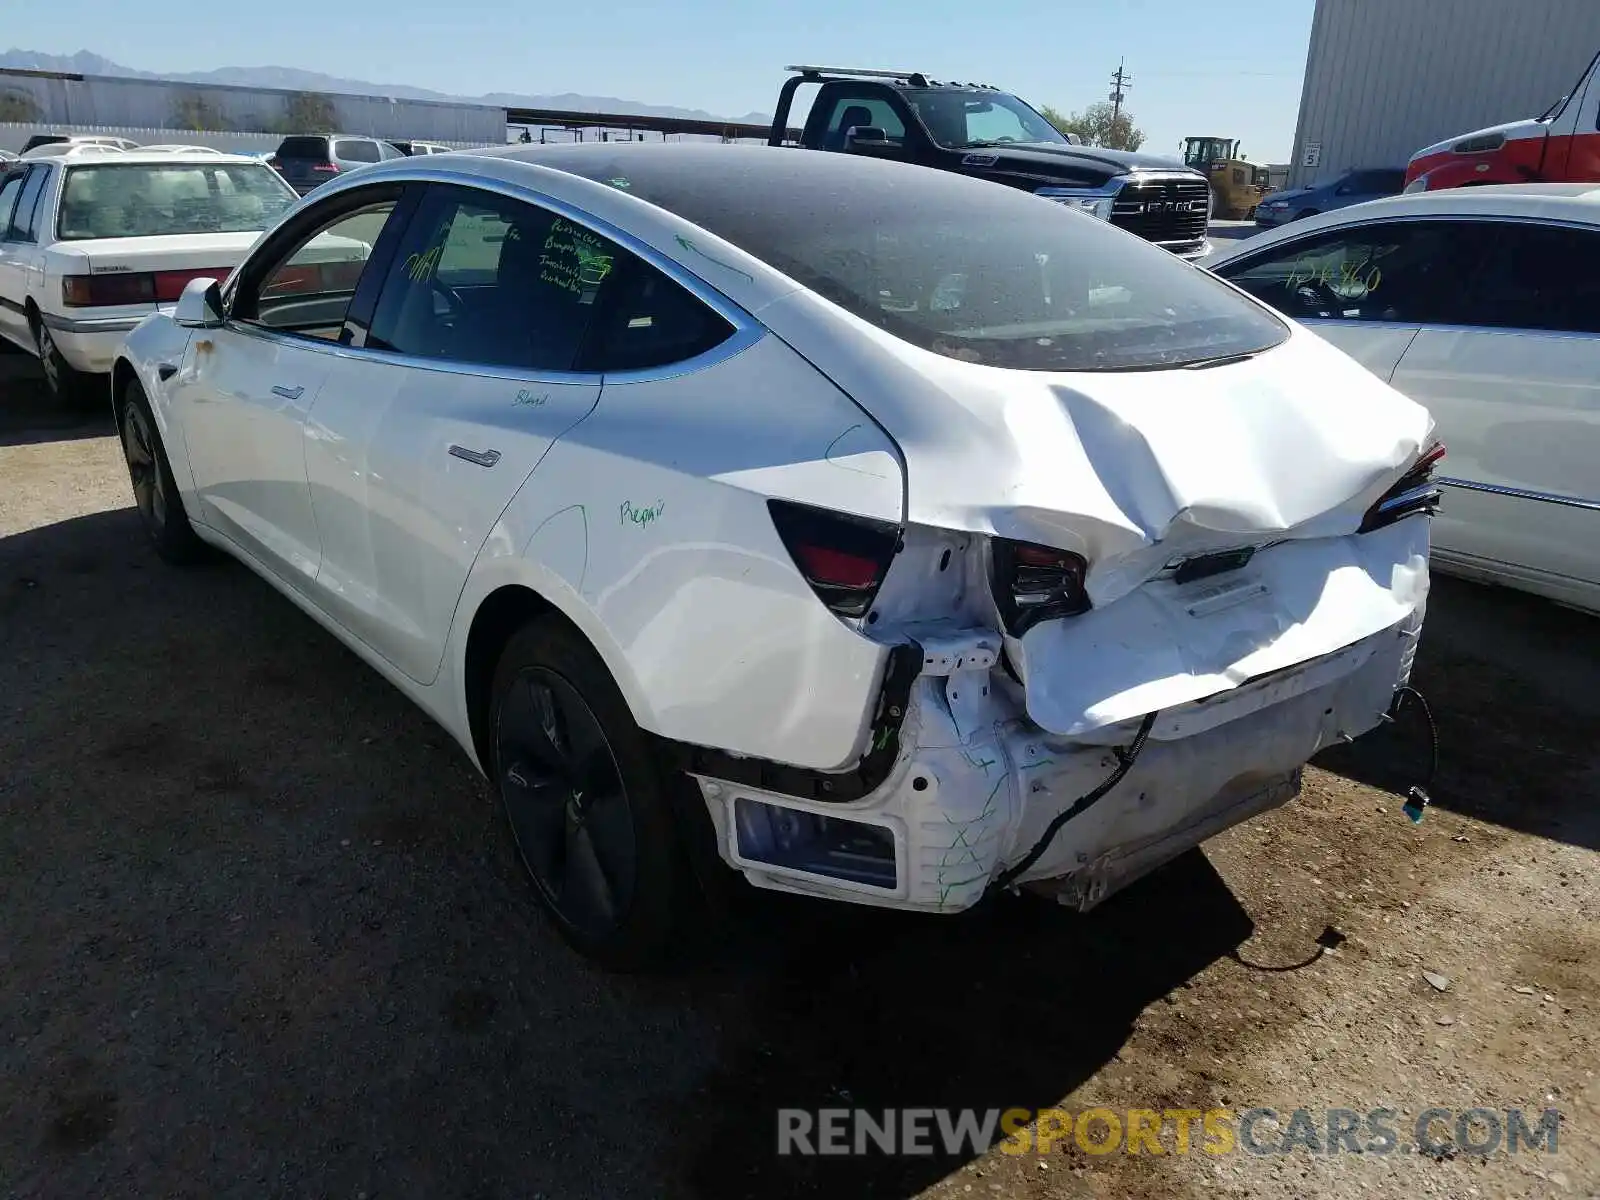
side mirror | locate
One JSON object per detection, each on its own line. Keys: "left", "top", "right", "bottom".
{"left": 845, "top": 126, "right": 894, "bottom": 151}
{"left": 174, "top": 277, "right": 225, "bottom": 328}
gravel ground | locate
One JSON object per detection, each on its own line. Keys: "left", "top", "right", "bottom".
{"left": 2, "top": 356, "right": 1596, "bottom": 1200}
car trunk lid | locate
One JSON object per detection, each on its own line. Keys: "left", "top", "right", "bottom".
{"left": 55, "top": 233, "right": 262, "bottom": 310}
{"left": 758, "top": 293, "right": 1436, "bottom": 738}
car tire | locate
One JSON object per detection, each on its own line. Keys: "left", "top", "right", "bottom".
{"left": 1295, "top": 208, "right": 1320, "bottom": 221}
{"left": 32, "top": 314, "right": 100, "bottom": 408}
{"left": 489, "top": 616, "right": 699, "bottom": 971}
{"left": 118, "top": 377, "right": 208, "bottom": 565}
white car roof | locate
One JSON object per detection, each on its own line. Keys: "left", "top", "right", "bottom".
{"left": 1211, "top": 183, "right": 1600, "bottom": 266}
{"left": 45, "top": 149, "right": 267, "bottom": 167}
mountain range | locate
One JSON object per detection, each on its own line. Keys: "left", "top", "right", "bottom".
{"left": 0, "top": 48, "right": 772, "bottom": 126}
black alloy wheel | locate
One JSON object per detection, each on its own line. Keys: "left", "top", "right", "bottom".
{"left": 495, "top": 666, "right": 640, "bottom": 944}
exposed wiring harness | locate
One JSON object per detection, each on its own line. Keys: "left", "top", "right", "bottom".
{"left": 1387, "top": 684, "right": 1439, "bottom": 821}
{"left": 993, "top": 710, "right": 1158, "bottom": 891}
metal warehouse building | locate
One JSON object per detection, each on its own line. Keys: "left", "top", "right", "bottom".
{"left": 0, "top": 66, "right": 508, "bottom": 152}
{"left": 1286, "top": 0, "right": 1600, "bottom": 189}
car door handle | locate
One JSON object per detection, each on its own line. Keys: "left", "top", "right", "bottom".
{"left": 270, "top": 384, "right": 305, "bottom": 400}
{"left": 448, "top": 445, "right": 502, "bottom": 468}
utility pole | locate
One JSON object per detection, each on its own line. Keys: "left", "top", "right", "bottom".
{"left": 1108, "top": 57, "right": 1131, "bottom": 127}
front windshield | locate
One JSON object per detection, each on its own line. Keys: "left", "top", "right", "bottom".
{"left": 57, "top": 162, "right": 298, "bottom": 240}
{"left": 1539, "top": 50, "right": 1599, "bottom": 122}
{"left": 902, "top": 90, "right": 1067, "bottom": 150}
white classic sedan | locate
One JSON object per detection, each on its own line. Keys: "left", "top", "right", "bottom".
{"left": 114, "top": 144, "right": 1438, "bottom": 969}
{"left": 1209, "top": 185, "right": 1600, "bottom": 615}
{"left": 0, "top": 147, "right": 301, "bottom": 405}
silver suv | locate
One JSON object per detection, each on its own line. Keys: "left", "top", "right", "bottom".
{"left": 268, "top": 135, "right": 404, "bottom": 195}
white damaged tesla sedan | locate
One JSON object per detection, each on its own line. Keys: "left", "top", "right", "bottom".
{"left": 113, "top": 143, "right": 1439, "bottom": 969}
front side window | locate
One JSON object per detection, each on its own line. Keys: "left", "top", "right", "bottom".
{"left": 1219, "top": 221, "right": 1487, "bottom": 325}
{"left": 239, "top": 200, "right": 399, "bottom": 339}
{"left": 366, "top": 186, "right": 616, "bottom": 370}
{"left": 56, "top": 163, "right": 298, "bottom": 240}
{"left": 904, "top": 91, "right": 1067, "bottom": 150}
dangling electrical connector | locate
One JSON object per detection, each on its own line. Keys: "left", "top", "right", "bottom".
{"left": 1384, "top": 685, "right": 1439, "bottom": 824}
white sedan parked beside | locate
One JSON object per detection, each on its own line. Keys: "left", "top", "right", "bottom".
{"left": 1209, "top": 185, "right": 1600, "bottom": 615}
{"left": 114, "top": 144, "right": 1439, "bottom": 969}
{"left": 0, "top": 147, "right": 301, "bottom": 404}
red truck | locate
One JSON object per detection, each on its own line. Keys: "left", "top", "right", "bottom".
{"left": 1404, "top": 50, "right": 1600, "bottom": 191}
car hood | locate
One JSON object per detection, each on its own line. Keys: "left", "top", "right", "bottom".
{"left": 961, "top": 141, "right": 1196, "bottom": 181}
{"left": 1410, "top": 117, "right": 1544, "bottom": 162}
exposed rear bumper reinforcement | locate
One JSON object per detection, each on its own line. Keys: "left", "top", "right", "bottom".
{"left": 656, "top": 641, "right": 923, "bottom": 803}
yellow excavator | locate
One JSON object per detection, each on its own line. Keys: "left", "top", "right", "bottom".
{"left": 1182, "top": 136, "right": 1268, "bottom": 219}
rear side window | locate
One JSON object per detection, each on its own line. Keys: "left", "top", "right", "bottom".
{"left": 576, "top": 257, "right": 735, "bottom": 372}
{"left": 335, "top": 139, "right": 381, "bottom": 164}
{"left": 1462, "top": 223, "right": 1600, "bottom": 334}
{"left": 276, "top": 137, "right": 331, "bottom": 160}
{"left": 366, "top": 185, "right": 616, "bottom": 371}
{"left": 25, "top": 168, "right": 53, "bottom": 239}
{"left": 0, "top": 174, "right": 22, "bottom": 234}
{"left": 817, "top": 95, "right": 907, "bottom": 150}
{"left": 1218, "top": 221, "right": 1488, "bottom": 324}
{"left": 6, "top": 167, "right": 47, "bottom": 240}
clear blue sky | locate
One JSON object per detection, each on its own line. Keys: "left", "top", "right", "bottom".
{"left": 8, "top": 0, "right": 1314, "bottom": 162}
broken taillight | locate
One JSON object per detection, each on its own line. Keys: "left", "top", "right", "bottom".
{"left": 991, "top": 539, "right": 1091, "bottom": 636}
{"left": 1359, "top": 441, "right": 1446, "bottom": 533}
{"left": 767, "top": 499, "right": 900, "bottom": 618}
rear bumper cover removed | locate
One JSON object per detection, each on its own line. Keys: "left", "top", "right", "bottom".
{"left": 697, "top": 521, "right": 1428, "bottom": 913}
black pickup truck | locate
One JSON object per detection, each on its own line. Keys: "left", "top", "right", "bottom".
{"left": 770, "top": 66, "right": 1213, "bottom": 260}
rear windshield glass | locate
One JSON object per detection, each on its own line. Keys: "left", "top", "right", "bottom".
{"left": 276, "top": 137, "right": 331, "bottom": 160}
{"left": 524, "top": 145, "right": 1287, "bottom": 372}
{"left": 58, "top": 163, "right": 298, "bottom": 240}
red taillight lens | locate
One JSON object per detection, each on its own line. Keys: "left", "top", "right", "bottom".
{"left": 266, "top": 155, "right": 282, "bottom": 170}
{"left": 311, "top": 162, "right": 339, "bottom": 173}
{"left": 991, "top": 539, "right": 1090, "bottom": 635}
{"left": 61, "top": 273, "right": 157, "bottom": 307}
{"left": 1360, "top": 441, "right": 1446, "bottom": 533}
{"left": 768, "top": 499, "right": 900, "bottom": 618}
{"left": 152, "top": 268, "right": 228, "bottom": 303}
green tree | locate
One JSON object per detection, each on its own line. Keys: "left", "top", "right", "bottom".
{"left": 172, "top": 91, "right": 233, "bottom": 132}
{"left": 1039, "top": 101, "right": 1145, "bottom": 152}
{"left": 279, "top": 91, "right": 338, "bottom": 134}
{"left": 0, "top": 89, "right": 42, "bottom": 123}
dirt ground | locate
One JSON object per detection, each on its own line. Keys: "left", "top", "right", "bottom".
{"left": 2, "top": 355, "right": 1596, "bottom": 1200}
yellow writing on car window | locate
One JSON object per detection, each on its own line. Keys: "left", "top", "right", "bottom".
{"left": 404, "top": 243, "right": 446, "bottom": 282}
{"left": 1285, "top": 257, "right": 1382, "bottom": 293}
{"left": 539, "top": 217, "right": 613, "bottom": 297}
